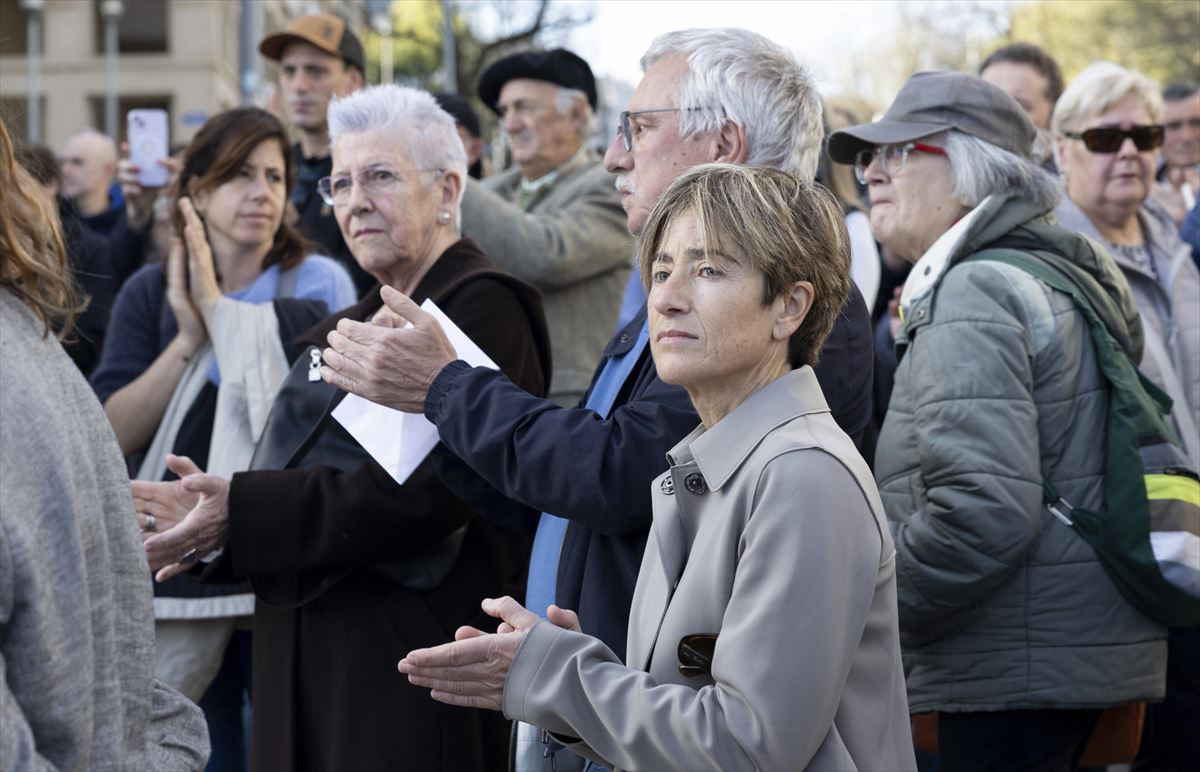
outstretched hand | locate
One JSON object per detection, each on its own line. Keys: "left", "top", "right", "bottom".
{"left": 143, "top": 466, "right": 233, "bottom": 582}
{"left": 131, "top": 454, "right": 203, "bottom": 538}
{"left": 398, "top": 596, "right": 581, "bottom": 711}
{"left": 320, "top": 285, "right": 457, "bottom": 412}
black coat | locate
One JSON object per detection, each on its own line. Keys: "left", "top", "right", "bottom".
{"left": 425, "top": 284, "right": 875, "bottom": 663}
{"left": 211, "top": 240, "right": 550, "bottom": 772}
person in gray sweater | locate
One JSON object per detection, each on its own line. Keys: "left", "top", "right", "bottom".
{"left": 0, "top": 116, "right": 209, "bottom": 771}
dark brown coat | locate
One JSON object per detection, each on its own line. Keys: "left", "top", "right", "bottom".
{"left": 214, "top": 240, "right": 549, "bottom": 771}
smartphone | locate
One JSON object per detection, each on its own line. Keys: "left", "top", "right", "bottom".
{"left": 127, "top": 109, "right": 170, "bottom": 188}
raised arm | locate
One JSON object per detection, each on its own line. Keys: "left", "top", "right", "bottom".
{"left": 98, "top": 242, "right": 206, "bottom": 456}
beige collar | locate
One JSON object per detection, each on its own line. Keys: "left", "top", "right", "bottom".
{"left": 668, "top": 367, "right": 830, "bottom": 492}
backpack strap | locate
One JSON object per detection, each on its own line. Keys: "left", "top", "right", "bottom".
{"left": 961, "top": 249, "right": 1121, "bottom": 527}
{"left": 276, "top": 263, "right": 300, "bottom": 298}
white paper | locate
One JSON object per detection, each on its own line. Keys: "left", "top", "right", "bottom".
{"left": 331, "top": 299, "right": 497, "bottom": 485}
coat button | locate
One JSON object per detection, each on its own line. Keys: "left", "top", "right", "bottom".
{"left": 660, "top": 476, "right": 675, "bottom": 495}
{"left": 684, "top": 472, "right": 707, "bottom": 495}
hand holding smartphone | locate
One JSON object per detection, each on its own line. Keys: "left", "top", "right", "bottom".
{"left": 127, "top": 109, "right": 169, "bottom": 188}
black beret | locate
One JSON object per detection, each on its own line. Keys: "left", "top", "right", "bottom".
{"left": 477, "top": 48, "right": 598, "bottom": 115}
{"left": 433, "top": 92, "right": 482, "bottom": 138}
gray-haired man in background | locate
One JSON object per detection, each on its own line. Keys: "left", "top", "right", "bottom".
{"left": 460, "top": 48, "right": 633, "bottom": 407}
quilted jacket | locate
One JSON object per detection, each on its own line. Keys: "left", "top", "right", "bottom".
{"left": 875, "top": 194, "right": 1167, "bottom": 712}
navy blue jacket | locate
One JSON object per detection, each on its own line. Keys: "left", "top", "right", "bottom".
{"left": 425, "top": 284, "right": 874, "bottom": 660}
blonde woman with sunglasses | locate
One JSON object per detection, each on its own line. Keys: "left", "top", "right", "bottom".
{"left": 1052, "top": 61, "right": 1200, "bottom": 469}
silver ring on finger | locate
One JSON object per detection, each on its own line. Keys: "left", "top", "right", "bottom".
{"left": 143, "top": 514, "right": 157, "bottom": 532}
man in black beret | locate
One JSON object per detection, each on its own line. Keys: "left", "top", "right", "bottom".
{"left": 460, "top": 48, "right": 632, "bottom": 407}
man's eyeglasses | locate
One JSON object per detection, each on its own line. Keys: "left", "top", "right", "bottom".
{"left": 618, "top": 108, "right": 704, "bottom": 152}
{"left": 1062, "top": 125, "right": 1164, "bottom": 154}
{"left": 853, "top": 142, "right": 947, "bottom": 184}
{"left": 317, "top": 166, "right": 442, "bottom": 206}
{"left": 618, "top": 108, "right": 687, "bottom": 152}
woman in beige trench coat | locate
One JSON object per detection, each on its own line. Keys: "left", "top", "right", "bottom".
{"left": 399, "top": 164, "right": 917, "bottom": 772}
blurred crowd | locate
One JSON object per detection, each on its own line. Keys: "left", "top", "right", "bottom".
{"left": 1, "top": 12, "right": 1198, "bottom": 772}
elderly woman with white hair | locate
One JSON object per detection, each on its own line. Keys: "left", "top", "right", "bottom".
{"left": 130, "top": 85, "right": 551, "bottom": 771}
{"left": 828, "top": 71, "right": 1166, "bottom": 771}
{"left": 1052, "top": 61, "right": 1200, "bottom": 466}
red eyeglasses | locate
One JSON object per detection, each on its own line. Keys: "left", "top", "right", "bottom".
{"left": 853, "top": 142, "right": 947, "bottom": 184}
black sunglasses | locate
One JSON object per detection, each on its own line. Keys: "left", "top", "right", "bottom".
{"left": 1062, "top": 125, "right": 1165, "bottom": 153}
{"left": 677, "top": 633, "right": 717, "bottom": 677}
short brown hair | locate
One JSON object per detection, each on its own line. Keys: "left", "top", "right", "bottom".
{"left": 637, "top": 163, "right": 850, "bottom": 368}
{"left": 173, "top": 107, "right": 312, "bottom": 271}
{"left": 0, "top": 117, "right": 80, "bottom": 338}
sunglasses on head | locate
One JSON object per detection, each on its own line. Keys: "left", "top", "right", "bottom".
{"left": 1062, "top": 125, "right": 1165, "bottom": 153}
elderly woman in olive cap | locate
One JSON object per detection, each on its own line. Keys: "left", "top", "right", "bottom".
{"left": 827, "top": 71, "right": 1165, "bottom": 771}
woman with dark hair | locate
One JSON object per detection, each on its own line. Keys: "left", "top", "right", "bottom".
{"left": 90, "top": 107, "right": 355, "bottom": 771}
{"left": 0, "top": 116, "right": 210, "bottom": 770}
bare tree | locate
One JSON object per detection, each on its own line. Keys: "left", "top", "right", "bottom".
{"left": 455, "top": 0, "right": 593, "bottom": 96}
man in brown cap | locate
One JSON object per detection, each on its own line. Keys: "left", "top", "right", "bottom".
{"left": 461, "top": 48, "right": 632, "bottom": 407}
{"left": 260, "top": 13, "right": 371, "bottom": 293}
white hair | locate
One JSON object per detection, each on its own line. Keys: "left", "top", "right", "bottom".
{"left": 554, "top": 86, "right": 596, "bottom": 141}
{"left": 943, "top": 130, "right": 1060, "bottom": 211}
{"left": 641, "top": 28, "right": 823, "bottom": 181}
{"left": 1051, "top": 61, "right": 1164, "bottom": 134}
{"left": 328, "top": 84, "right": 468, "bottom": 208}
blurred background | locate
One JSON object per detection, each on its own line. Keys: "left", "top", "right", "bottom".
{"left": 2, "top": 0, "right": 1197, "bottom": 160}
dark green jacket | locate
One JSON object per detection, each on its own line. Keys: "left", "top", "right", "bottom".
{"left": 875, "top": 194, "right": 1166, "bottom": 711}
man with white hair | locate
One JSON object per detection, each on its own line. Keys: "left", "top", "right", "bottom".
{"left": 321, "top": 29, "right": 873, "bottom": 770}
{"left": 461, "top": 48, "right": 632, "bottom": 407}
{"left": 60, "top": 128, "right": 122, "bottom": 236}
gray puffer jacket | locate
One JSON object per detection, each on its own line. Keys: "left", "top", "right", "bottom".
{"left": 875, "top": 194, "right": 1167, "bottom": 713}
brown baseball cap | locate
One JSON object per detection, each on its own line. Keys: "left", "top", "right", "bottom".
{"left": 259, "top": 13, "right": 364, "bottom": 73}
{"left": 828, "top": 71, "right": 1036, "bottom": 163}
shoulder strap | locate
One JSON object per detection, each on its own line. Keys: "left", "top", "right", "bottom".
{"left": 964, "top": 247, "right": 1180, "bottom": 430}
{"left": 967, "top": 247, "right": 1135, "bottom": 354}
{"left": 276, "top": 263, "right": 300, "bottom": 298}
